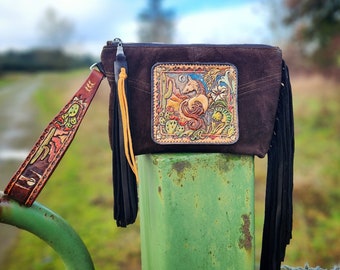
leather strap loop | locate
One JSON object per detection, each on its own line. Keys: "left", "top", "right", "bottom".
{"left": 4, "top": 67, "right": 105, "bottom": 206}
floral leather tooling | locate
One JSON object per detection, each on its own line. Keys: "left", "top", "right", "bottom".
{"left": 152, "top": 63, "right": 239, "bottom": 144}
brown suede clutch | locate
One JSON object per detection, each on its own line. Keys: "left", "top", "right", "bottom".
{"left": 101, "top": 41, "right": 294, "bottom": 270}
{"left": 101, "top": 42, "right": 282, "bottom": 158}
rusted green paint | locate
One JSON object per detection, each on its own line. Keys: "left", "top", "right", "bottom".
{"left": 137, "top": 153, "right": 255, "bottom": 269}
{"left": 239, "top": 213, "right": 253, "bottom": 251}
{"left": 0, "top": 192, "right": 94, "bottom": 270}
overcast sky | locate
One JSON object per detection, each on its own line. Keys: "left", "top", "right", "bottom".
{"left": 0, "top": 0, "right": 274, "bottom": 58}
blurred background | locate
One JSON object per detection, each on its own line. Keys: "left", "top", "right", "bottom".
{"left": 0, "top": 0, "right": 339, "bottom": 269}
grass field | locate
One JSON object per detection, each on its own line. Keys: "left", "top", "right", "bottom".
{"left": 1, "top": 69, "right": 339, "bottom": 269}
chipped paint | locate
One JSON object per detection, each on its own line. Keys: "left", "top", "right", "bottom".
{"left": 239, "top": 213, "right": 253, "bottom": 251}
{"left": 172, "top": 160, "right": 191, "bottom": 174}
{"left": 158, "top": 186, "right": 163, "bottom": 200}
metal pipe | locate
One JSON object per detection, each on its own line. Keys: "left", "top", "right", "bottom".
{"left": 0, "top": 191, "right": 94, "bottom": 270}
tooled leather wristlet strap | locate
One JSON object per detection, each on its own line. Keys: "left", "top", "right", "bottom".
{"left": 4, "top": 64, "right": 106, "bottom": 206}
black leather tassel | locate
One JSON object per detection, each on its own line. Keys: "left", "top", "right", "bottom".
{"left": 260, "top": 61, "right": 294, "bottom": 269}
{"left": 111, "top": 44, "right": 138, "bottom": 227}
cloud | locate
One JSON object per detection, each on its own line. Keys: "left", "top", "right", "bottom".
{"left": 174, "top": 2, "right": 271, "bottom": 44}
{"left": 0, "top": 0, "right": 144, "bottom": 53}
{"left": 0, "top": 0, "right": 272, "bottom": 56}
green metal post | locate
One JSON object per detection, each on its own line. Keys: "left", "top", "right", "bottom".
{"left": 137, "top": 153, "right": 255, "bottom": 270}
{"left": 0, "top": 192, "right": 94, "bottom": 270}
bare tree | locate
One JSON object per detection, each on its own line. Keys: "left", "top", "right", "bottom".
{"left": 138, "top": 0, "right": 175, "bottom": 43}
{"left": 38, "top": 8, "right": 74, "bottom": 49}
{"left": 262, "top": 0, "right": 293, "bottom": 45}
{"left": 284, "top": 0, "right": 340, "bottom": 69}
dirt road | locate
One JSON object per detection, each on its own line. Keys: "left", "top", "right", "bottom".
{"left": 0, "top": 74, "right": 42, "bottom": 264}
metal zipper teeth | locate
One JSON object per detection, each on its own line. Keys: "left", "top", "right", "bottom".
{"left": 106, "top": 40, "right": 277, "bottom": 50}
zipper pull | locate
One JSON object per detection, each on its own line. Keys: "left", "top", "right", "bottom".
{"left": 114, "top": 38, "right": 124, "bottom": 56}
{"left": 113, "top": 38, "right": 127, "bottom": 81}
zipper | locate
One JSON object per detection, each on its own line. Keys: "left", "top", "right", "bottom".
{"left": 107, "top": 38, "right": 277, "bottom": 49}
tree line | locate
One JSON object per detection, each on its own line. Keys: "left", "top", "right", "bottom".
{"left": 0, "top": 49, "right": 94, "bottom": 73}
{"left": 1, "top": 0, "right": 338, "bottom": 75}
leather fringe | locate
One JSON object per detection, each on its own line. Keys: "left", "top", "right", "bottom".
{"left": 260, "top": 61, "right": 294, "bottom": 269}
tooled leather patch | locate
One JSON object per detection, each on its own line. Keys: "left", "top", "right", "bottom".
{"left": 152, "top": 63, "right": 239, "bottom": 144}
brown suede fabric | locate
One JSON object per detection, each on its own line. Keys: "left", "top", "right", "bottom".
{"left": 101, "top": 42, "right": 282, "bottom": 158}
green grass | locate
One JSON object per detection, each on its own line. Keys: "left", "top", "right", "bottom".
{"left": 1, "top": 70, "right": 140, "bottom": 270}
{"left": 280, "top": 75, "right": 340, "bottom": 268}
{"left": 1, "top": 71, "right": 340, "bottom": 269}
{"left": 0, "top": 73, "right": 30, "bottom": 88}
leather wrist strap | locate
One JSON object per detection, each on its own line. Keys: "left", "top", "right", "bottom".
{"left": 4, "top": 65, "right": 105, "bottom": 206}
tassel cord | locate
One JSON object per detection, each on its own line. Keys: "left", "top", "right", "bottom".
{"left": 117, "top": 67, "right": 139, "bottom": 183}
